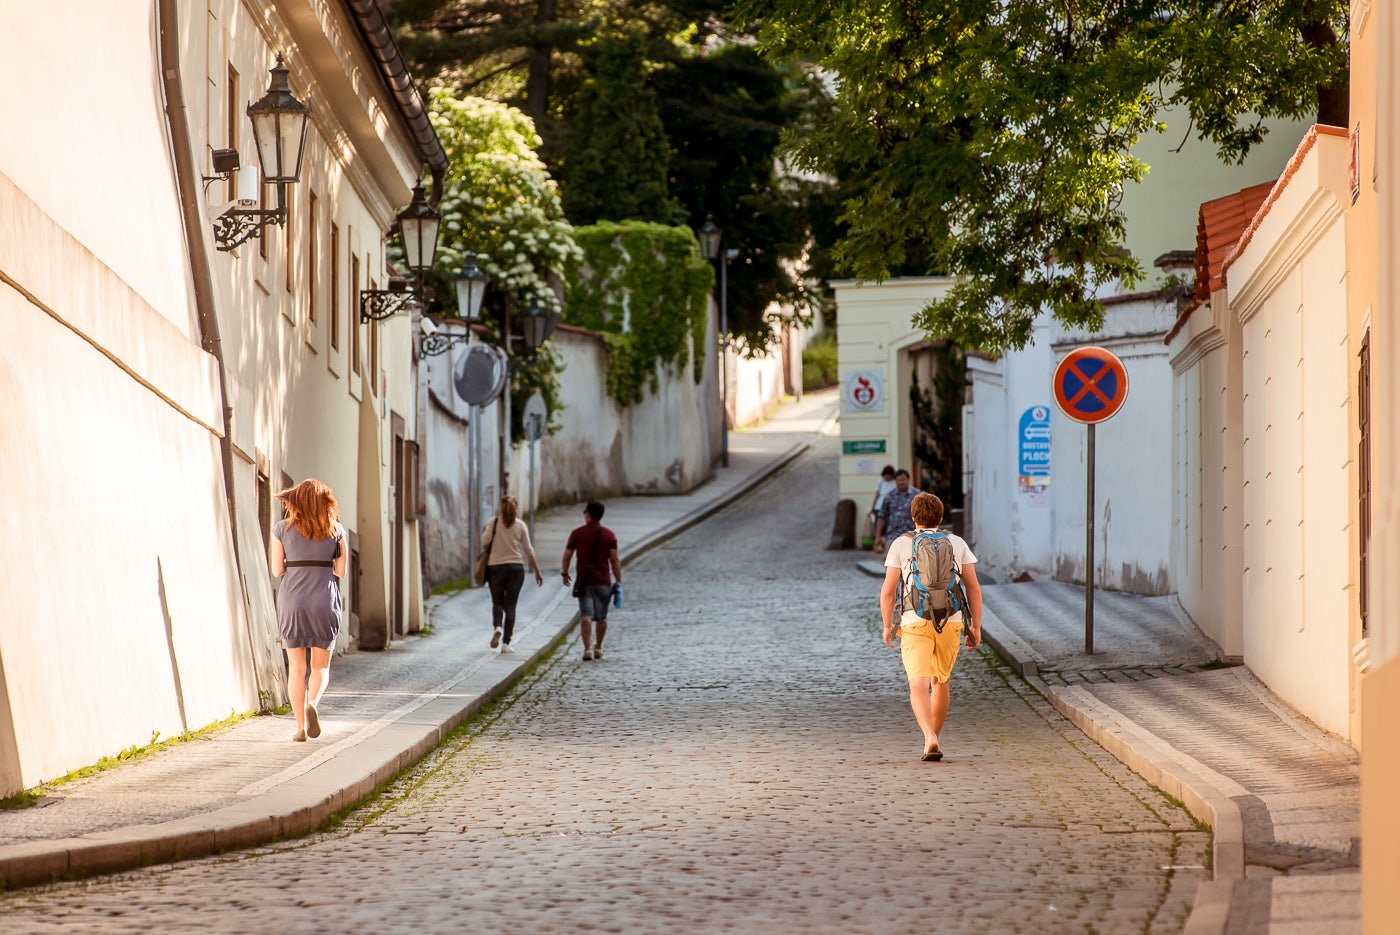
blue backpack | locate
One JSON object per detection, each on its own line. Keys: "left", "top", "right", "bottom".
{"left": 900, "top": 530, "right": 969, "bottom": 633}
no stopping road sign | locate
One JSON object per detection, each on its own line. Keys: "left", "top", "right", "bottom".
{"left": 1053, "top": 346, "right": 1129, "bottom": 424}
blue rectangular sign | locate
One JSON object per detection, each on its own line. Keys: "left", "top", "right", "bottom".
{"left": 1018, "top": 405, "right": 1051, "bottom": 477}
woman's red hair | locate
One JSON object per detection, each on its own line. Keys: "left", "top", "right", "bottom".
{"left": 275, "top": 478, "right": 338, "bottom": 541}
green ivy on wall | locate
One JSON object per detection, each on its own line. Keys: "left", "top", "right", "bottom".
{"left": 564, "top": 221, "right": 714, "bottom": 405}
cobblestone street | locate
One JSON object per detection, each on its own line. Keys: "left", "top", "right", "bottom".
{"left": 0, "top": 438, "right": 1209, "bottom": 934}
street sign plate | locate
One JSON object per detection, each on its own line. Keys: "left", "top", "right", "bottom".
{"left": 1053, "top": 346, "right": 1129, "bottom": 424}
{"left": 522, "top": 393, "right": 548, "bottom": 441}
{"left": 842, "top": 439, "right": 886, "bottom": 455}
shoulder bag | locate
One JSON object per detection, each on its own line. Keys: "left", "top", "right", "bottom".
{"left": 473, "top": 519, "right": 497, "bottom": 587}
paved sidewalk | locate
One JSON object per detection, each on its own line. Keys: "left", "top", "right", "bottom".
{"left": 859, "top": 559, "right": 1361, "bottom": 935}
{"left": 0, "top": 389, "right": 840, "bottom": 890}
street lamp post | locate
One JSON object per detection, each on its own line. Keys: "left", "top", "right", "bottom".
{"left": 696, "top": 215, "right": 731, "bottom": 468}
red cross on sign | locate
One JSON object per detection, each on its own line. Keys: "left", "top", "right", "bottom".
{"left": 1053, "top": 346, "right": 1129, "bottom": 424}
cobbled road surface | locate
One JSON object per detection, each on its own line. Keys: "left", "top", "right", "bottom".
{"left": 1, "top": 438, "right": 1208, "bottom": 934}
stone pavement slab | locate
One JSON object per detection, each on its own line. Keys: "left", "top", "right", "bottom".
{"left": 0, "top": 389, "right": 839, "bottom": 889}
{"left": 977, "top": 580, "right": 1362, "bottom": 935}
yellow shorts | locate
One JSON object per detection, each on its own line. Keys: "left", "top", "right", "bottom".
{"left": 898, "top": 619, "right": 964, "bottom": 683}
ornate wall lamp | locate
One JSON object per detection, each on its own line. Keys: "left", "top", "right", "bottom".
{"left": 419, "top": 252, "right": 491, "bottom": 357}
{"left": 361, "top": 180, "right": 442, "bottom": 322}
{"left": 210, "top": 56, "right": 312, "bottom": 252}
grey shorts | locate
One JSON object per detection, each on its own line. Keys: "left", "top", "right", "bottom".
{"left": 578, "top": 584, "right": 612, "bottom": 621}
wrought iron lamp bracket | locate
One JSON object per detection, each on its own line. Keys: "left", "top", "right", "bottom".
{"left": 418, "top": 332, "right": 470, "bottom": 358}
{"left": 360, "top": 288, "right": 418, "bottom": 323}
{"left": 213, "top": 206, "right": 286, "bottom": 252}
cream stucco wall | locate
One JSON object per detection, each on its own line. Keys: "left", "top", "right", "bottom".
{"left": 197, "top": 0, "right": 427, "bottom": 649}
{"left": 832, "top": 278, "right": 954, "bottom": 513}
{"left": 0, "top": 3, "right": 254, "bottom": 792}
{"left": 1227, "top": 129, "right": 1353, "bottom": 737}
{"left": 1168, "top": 293, "right": 1246, "bottom": 657}
{"left": 0, "top": 0, "right": 434, "bottom": 793}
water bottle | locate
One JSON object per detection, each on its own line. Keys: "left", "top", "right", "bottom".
{"left": 611, "top": 582, "right": 623, "bottom": 609}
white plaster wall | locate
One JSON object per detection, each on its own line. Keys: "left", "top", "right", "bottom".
{"left": 1169, "top": 302, "right": 1246, "bottom": 657}
{"left": 1231, "top": 138, "right": 1352, "bottom": 736}
{"left": 963, "top": 321, "right": 1056, "bottom": 575}
{"left": 1047, "top": 313, "right": 1176, "bottom": 594}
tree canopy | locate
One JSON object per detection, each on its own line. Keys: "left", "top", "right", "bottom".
{"left": 390, "top": 1, "right": 839, "bottom": 354}
{"left": 744, "top": 0, "right": 1349, "bottom": 352}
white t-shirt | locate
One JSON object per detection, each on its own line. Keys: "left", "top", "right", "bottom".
{"left": 872, "top": 477, "right": 898, "bottom": 512}
{"left": 884, "top": 529, "right": 976, "bottom": 626}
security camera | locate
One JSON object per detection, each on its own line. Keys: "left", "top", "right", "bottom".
{"left": 420, "top": 315, "right": 441, "bottom": 336}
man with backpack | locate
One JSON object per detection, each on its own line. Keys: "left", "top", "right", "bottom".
{"left": 879, "top": 492, "right": 982, "bottom": 762}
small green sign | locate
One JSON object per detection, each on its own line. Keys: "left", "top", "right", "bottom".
{"left": 842, "top": 439, "right": 887, "bottom": 455}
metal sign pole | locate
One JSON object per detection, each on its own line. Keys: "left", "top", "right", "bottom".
{"left": 528, "top": 435, "right": 536, "bottom": 542}
{"left": 1085, "top": 422, "right": 1096, "bottom": 654}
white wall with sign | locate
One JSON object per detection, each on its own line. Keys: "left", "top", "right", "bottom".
{"left": 965, "top": 296, "right": 1177, "bottom": 592}
{"left": 831, "top": 277, "right": 955, "bottom": 514}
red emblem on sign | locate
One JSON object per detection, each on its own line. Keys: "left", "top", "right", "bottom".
{"left": 852, "top": 376, "right": 876, "bottom": 407}
{"left": 1053, "top": 346, "right": 1129, "bottom": 424}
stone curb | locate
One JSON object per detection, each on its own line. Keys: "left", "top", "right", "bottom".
{"left": 977, "top": 608, "right": 1242, "bottom": 935}
{"left": 0, "top": 439, "right": 815, "bottom": 891}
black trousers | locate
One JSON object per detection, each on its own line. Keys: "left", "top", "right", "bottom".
{"left": 486, "top": 563, "right": 526, "bottom": 643}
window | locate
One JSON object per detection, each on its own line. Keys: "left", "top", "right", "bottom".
{"left": 226, "top": 65, "right": 239, "bottom": 204}
{"left": 330, "top": 223, "right": 341, "bottom": 350}
{"left": 1359, "top": 330, "right": 1372, "bottom": 636}
{"left": 351, "top": 252, "right": 362, "bottom": 376}
{"left": 368, "top": 263, "right": 379, "bottom": 388}
{"left": 285, "top": 190, "right": 295, "bottom": 296}
{"left": 307, "top": 192, "right": 318, "bottom": 324}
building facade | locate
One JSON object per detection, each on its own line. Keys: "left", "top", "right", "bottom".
{"left": 0, "top": 0, "right": 444, "bottom": 795}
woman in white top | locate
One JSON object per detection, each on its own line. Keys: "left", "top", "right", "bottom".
{"left": 480, "top": 495, "right": 544, "bottom": 653}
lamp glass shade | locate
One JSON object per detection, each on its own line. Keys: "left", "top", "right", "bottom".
{"left": 396, "top": 182, "right": 441, "bottom": 273}
{"left": 520, "top": 302, "right": 549, "bottom": 349}
{"left": 247, "top": 57, "right": 311, "bottom": 184}
{"left": 697, "top": 215, "right": 721, "bottom": 260}
{"left": 453, "top": 252, "right": 491, "bottom": 322}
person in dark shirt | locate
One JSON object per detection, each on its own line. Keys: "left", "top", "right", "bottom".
{"left": 561, "top": 501, "right": 622, "bottom": 660}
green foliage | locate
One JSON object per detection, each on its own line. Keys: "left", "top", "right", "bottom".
{"left": 658, "top": 44, "right": 830, "bottom": 354}
{"left": 418, "top": 90, "right": 582, "bottom": 317}
{"left": 563, "top": 35, "right": 681, "bottom": 225}
{"left": 745, "top": 0, "right": 1349, "bottom": 353}
{"left": 509, "top": 343, "right": 566, "bottom": 444}
{"left": 390, "top": 4, "right": 840, "bottom": 358}
{"left": 801, "top": 331, "right": 838, "bottom": 391}
{"left": 564, "top": 221, "right": 713, "bottom": 404}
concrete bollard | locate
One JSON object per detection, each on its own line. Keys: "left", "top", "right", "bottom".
{"left": 828, "top": 499, "right": 857, "bottom": 550}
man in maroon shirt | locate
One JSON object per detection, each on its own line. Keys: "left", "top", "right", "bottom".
{"left": 561, "top": 500, "right": 623, "bottom": 660}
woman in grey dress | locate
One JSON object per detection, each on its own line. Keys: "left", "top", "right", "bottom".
{"left": 269, "top": 479, "right": 347, "bottom": 742}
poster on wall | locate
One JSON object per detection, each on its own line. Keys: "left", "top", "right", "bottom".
{"left": 1018, "top": 405, "right": 1051, "bottom": 505}
{"left": 844, "top": 371, "right": 884, "bottom": 413}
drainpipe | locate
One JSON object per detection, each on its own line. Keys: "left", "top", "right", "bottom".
{"left": 156, "top": 0, "right": 263, "bottom": 701}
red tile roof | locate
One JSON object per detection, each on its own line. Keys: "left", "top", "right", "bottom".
{"left": 1163, "top": 179, "right": 1276, "bottom": 345}
{"left": 1195, "top": 181, "right": 1277, "bottom": 302}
